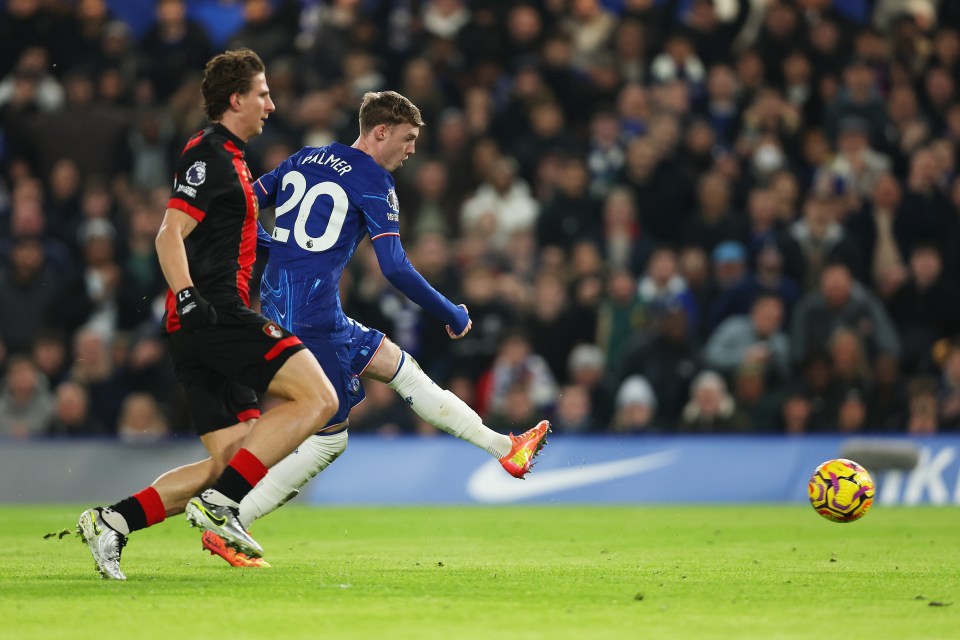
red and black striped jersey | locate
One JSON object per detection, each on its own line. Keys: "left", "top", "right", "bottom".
{"left": 164, "top": 123, "right": 258, "bottom": 332}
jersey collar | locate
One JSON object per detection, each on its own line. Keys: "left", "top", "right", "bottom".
{"left": 210, "top": 122, "right": 246, "bottom": 151}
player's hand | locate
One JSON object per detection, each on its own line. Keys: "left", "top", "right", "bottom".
{"left": 175, "top": 286, "right": 217, "bottom": 332}
{"left": 446, "top": 304, "right": 472, "bottom": 340}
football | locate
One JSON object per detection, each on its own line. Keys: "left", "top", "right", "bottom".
{"left": 808, "top": 458, "right": 875, "bottom": 523}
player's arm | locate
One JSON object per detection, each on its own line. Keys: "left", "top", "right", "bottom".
{"left": 371, "top": 234, "right": 471, "bottom": 338}
{"left": 161, "top": 140, "right": 225, "bottom": 330}
{"left": 156, "top": 208, "right": 198, "bottom": 293}
{"left": 156, "top": 208, "right": 217, "bottom": 330}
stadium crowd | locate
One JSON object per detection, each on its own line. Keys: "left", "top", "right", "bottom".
{"left": 2, "top": 0, "right": 960, "bottom": 440}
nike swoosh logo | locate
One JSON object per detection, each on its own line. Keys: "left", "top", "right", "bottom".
{"left": 196, "top": 503, "right": 227, "bottom": 527}
{"left": 466, "top": 449, "right": 679, "bottom": 503}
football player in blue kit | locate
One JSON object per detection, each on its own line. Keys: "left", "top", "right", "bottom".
{"left": 201, "top": 91, "right": 551, "bottom": 567}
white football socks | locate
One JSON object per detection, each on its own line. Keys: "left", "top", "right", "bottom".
{"left": 387, "top": 353, "right": 512, "bottom": 458}
{"left": 238, "top": 431, "right": 348, "bottom": 528}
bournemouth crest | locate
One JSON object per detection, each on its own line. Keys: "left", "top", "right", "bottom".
{"left": 263, "top": 321, "right": 283, "bottom": 339}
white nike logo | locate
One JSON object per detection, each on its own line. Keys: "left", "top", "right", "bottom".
{"left": 466, "top": 449, "right": 680, "bottom": 503}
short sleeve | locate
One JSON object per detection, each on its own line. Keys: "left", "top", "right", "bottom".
{"left": 167, "top": 139, "right": 229, "bottom": 223}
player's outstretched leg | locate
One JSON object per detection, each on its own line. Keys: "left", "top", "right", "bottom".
{"left": 77, "top": 508, "right": 128, "bottom": 580}
{"left": 499, "top": 420, "right": 552, "bottom": 479}
{"left": 201, "top": 531, "right": 271, "bottom": 568}
{"left": 185, "top": 489, "right": 264, "bottom": 558}
{"left": 385, "top": 350, "right": 552, "bottom": 477}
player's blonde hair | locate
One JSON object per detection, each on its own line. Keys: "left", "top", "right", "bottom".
{"left": 358, "top": 91, "right": 425, "bottom": 133}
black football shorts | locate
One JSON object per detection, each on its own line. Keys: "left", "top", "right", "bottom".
{"left": 167, "top": 306, "right": 306, "bottom": 435}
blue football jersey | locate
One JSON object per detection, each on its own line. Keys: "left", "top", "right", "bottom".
{"left": 254, "top": 142, "right": 401, "bottom": 338}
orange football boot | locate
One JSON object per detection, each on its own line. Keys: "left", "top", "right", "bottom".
{"left": 499, "top": 420, "right": 552, "bottom": 478}
{"left": 202, "top": 530, "right": 271, "bottom": 568}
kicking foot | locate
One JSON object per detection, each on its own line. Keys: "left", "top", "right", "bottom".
{"left": 499, "top": 420, "right": 552, "bottom": 479}
{"left": 201, "top": 531, "right": 271, "bottom": 568}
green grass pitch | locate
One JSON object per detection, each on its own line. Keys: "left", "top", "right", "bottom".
{"left": 2, "top": 504, "right": 957, "bottom": 639}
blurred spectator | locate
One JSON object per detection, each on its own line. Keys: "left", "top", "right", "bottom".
{"left": 684, "top": 171, "right": 747, "bottom": 256}
{"left": 678, "top": 370, "right": 750, "bottom": 433}
{"left": 705, "top": 240, "right": 749, "bottom": 330}
{"left": 528, "top": 268, "right": 596, "bottom": 382}
{"left": 697, "top": 63, "right": 742, "bottom": 148}
{"left": 937, "top": 339, "right": 960, "bottom": 430}
{"left": 461, "top": 155, "right": 539, "bottom": 252}
{"left": 0, "top": 354, "right": 54, "bottom": 438}
{"left": 703, "top": 294, "right": 791, "bottom": 389}
{"left": 790, "top": 192, "right": 863, "bottom": 290}
{"left": 586, "top": 110, "right": 626, "bottom": 197}
{"left": 636, "top": 246, "right": 700, "bottom": 337}
{"left": 20, "top": 64, "right": 130, "bottom": 180}
{"left": 56, "top": 218, "right": 123, "bottom": 338}
{"left": 485, "top": 381, "right": 539, "bottom": 435}
{"left": 138, "top": 0, "right": 212, "bottom": 102}
{"left": 478, "top": 330, "right": 558, "bottom": 421}
{"left": 709, "top": 241, "right": 802, "bottom": 330}
{"left": 31, "top": 328, "right": 69, "bottom": 389}
{"left": 598, "top": 186, "right": 654, "bottom": 276}
{"left": 743, "top": 187, "right": 805, "bottom": 285}
{"left": 825, "top": 58, "right": 888, "bottom": 143}
{"left": 827, "top": 327, "right": 872, "bottom": 394}
{"left": 513, "top": 99, "right": 583, "bottom": 183}
{"left": 615, "top": 304, "right": 699, "bottom": 423}
{"left": 595, "top": 268, "right": 643, "bottom": 370}
{"left": 790, "top": 261, "right": 901, "bottom": 365}
{"left": 68, "top": 328, "right": 127, "bottom": 433}
{"left": 45, "top": 159, "right": 83, "bottom": 244}
{"left": 0, "top": 237, "right": 62, "bottom": 353}
{"left": 685, "top": 0, "right": 751, "bottom": 66}
{"left": 563, "top": 0, "right": 616, "bottom": 71}
{"left": 611, "top": 374, "right": 658, "bottom": 434}
{"left": 402, "top": 160, "right": 459, "bottom": 238}
{"left": 536, "top": 155, "right": 600, "bottom": 253}
{"left": 46, "top": 380, "right": 105, "bottom": 437}
{"left": 566, "top": 343, "right": 609, "bottom": 426}
{"left": 826, "top": 115, "right": 892, "bottom": 199}
{"left": 128, "top": 108, "right": 177, "bottom": 190}
{"left": 906, "top": 375, "right": 939, "bottom": 435}
{"left": 0, "top": 46, "right": 64, "bottom": 113}
{"left": 866, "top": 353, "right": 909, "bottom": 431}
{"left": 447, "top": 265, "right": 516, "bottom": 380}
{"left": 1, "top": 178, "right": 75, "bottom": 275}
{"left": 836, "top": 388, "right": 869, "bottom": 433}
{"left": 551, "top": 383, "right": 594, "bottom": 434}
{"left": 226, "top": 0, "right": 296, "bottom": 64}
{"left": 117, "top": 392, "right": 170, "bottom": 443}
{"left": 650, "top": 31, "right": 705, "bottom": 87}
{"left": 780, "top": 387, "right": 813, "bottom": 434}
{"left": 730, "top": 362, "right": 781, "bottom": 432}
{"left": 845, "top": 172, "right": 930, "bottom": 291}
{"left": 886, "top": 243, "right": 960, "bottom": 374}
{"left": 0, "top": 0, "right": 58, "bottom": 79}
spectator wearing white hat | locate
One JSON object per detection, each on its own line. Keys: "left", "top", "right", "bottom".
{"left": 612, "top": 375, "right": 659, "bottom": 433}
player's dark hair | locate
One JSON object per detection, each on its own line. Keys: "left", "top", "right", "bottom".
{"left": 358, "top": 91, "right": 425, "bottom": 133}
{"left": 201, "top": 48, "right": 265, "bottom": 122}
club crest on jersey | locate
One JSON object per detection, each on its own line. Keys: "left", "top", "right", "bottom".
{"left": 185, "top": 161, "right": 207, "bottom": 186}
{"left": 262, "top": 321, "right": 283, "bottom": 339}
{"left": 386, "top": 188, "right": 400, "bottom": 213}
